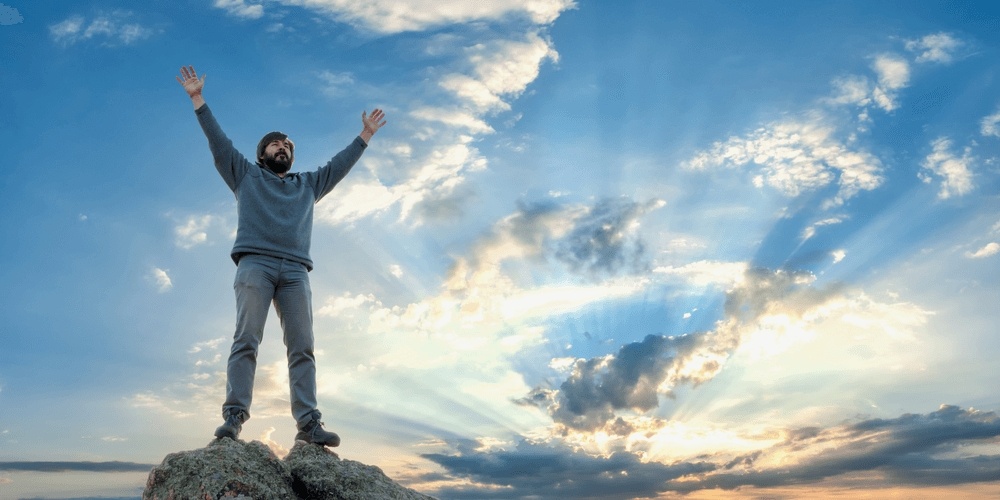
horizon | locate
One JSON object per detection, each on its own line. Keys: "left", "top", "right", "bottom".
{"left": 3, "top": 1, "right": 1000, "bottom": 499}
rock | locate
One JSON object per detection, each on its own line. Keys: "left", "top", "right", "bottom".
{"left": 285, "top": 441, "right": 435, "bottom": 500}
{"left": 143, "top": 438, "right": 296, "bottom": 499}
{"left": 143, "top": 438, "right": 435, "bottom": 500}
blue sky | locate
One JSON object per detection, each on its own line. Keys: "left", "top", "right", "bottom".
{"left": 2, "top": 0, "right": 1000, "bottom": 498}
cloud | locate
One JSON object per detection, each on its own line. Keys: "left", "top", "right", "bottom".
{"left": 684, "top": 120, "right": 883, "bottom": 207}
{"left": 49, "top": 12, "right": 156, "bottom": 46}
{"left": 828, "top": 74, "right": 873, "bottom": 108}
{"left": 214, "top": 0, "right": 264, "bottom": 19}
{"left": 801, "top": 217, "right": 844, "bottom": 241}
{"left": 440, "top": 32, "right": 559, "bottom": 114}
{"left": 133, "top": 335, "right": 296, "bottom": 424}
{"left": 422, "top": 438, "right": 714, "bottom": 499}
{"left": 318, "top": 198, "right": 662, "bottom": 375}
{"left": 259, "top": 426, "right": 289, "bottom": 458}
{"left": 0, "top": 3, "right": 23, "bottom": 25}
{"left": 173, "top": 213, "right": 229, "bottom": 249}
{"left": 530, "top": 265, "right": 933, "bottom": 433}
{"left": 981, "top": 109, "right": 1000, "bottom": 138}
{"left": 672, "top": 405, "right": 1000, "bottom": 493}
{"left": 543, "top": 267, "right": 842, "bottom": 432}
{"left": 188, "top": 337, "right": 227, "bottom": 354}
{"left": 553, "top": 198, "right": 664, "bottom": 279}
{"left": 316, "top": 32, "right": 559, "bottom": 226}
{"left": 0, "top": 461, "right": 153, "bottom": 472}
{"left": 653, "top": 260, "right": 748, "bottom": 289}
{"left": 870, "top": 54, "right": 910, "bottom": 111}
{"left": 423, "top": 406, "right": 1000, "bottom": 498}
{"left": 905, "top": 32, "right": 962, "bottom": 64}
{"left": 316, "top": 70, "right": 356, "bottom": 96}
{"left": 920, "top": 137, "right": 975, "bottom": 199}
{"left": 149, "top": 268, "right": 173, "bottom": 293}
{"left": 967, "top": 242, "right": 999, "bottom": 259}
{"left": 244, "top": 0, "right": 576, "bottom": 34}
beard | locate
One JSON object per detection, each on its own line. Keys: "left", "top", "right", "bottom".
{"left": 263, "top": 153, "right": 292, "bottom": 174}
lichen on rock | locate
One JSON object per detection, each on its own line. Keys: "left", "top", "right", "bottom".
{"left": 143, "top": 438, "right": 435, "bottom": 500}
{"left": 285, "top": 441, "right": 435, "bottom": 500}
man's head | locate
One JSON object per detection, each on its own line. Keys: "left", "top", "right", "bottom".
{"left": 257, "top": 131, "right": 295, "bottom": 175}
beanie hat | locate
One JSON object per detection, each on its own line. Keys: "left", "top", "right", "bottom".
{"left": 256, "top": 131, "right": 294, "bottom": 162}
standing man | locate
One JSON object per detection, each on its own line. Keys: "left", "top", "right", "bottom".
{"left": 176, "top": 65, "right": 386, "bottom": 447}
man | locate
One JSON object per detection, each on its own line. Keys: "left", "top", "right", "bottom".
{"left": 176, "top": 65, "right": 386, "bottom": 447}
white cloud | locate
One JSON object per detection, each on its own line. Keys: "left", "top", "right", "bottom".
{"left": 685, "top": 120, "right": 883, "bottom": 207}
{"left": 870, "top": 54, "right": 910, "bottom": 112}
{"left": 873, "top": 54, "right": 910, "bottom": 89}
{"left": 441, "top": 32, "right": 559, "bottom": 113}
{"left": 150, "top": 268, "right": 173, "bottom": 293}
{"left": 316, "top": 292, "right": 380, "bottom": 317}
{"left": 49, "top": 12, "right": 156, "bottom": 46}
{"left": 316, "top": 70, "right": 356, "bottom": 96}
{"left": 967, "top": 242, "right": 1000, "bottom": 259}
{"left": 906, "top": 32, "right": 962, "bottom": 64}
{"left": 920, "top": 137, "right": 975, "bottom": 199}
{"left": 982, "top": 109, "right": 1000, "bottom": 138}
{"left": 831, "top": 249, "right": 847, "bottom": 263}
{"left": 410, "top": 107, "right": 494, "bottom": 134}
{"left": 174, "top": 215, "right": 211, "bottom": 249}
{"left": 313, "top": 32, "right": 559, "bottom": 227}
{"left": 173, "top": 213, "right": 231, "bottom": 249}
{"left": 322, "top": 199, "right": 660, "bottom": 373}
{"left": 828, "top": 75, "right": 872, "bottom": 108}
{"left": 260, "top": 0, "right": 576, "bottom": 34}
{"left": 316, "top": 136, "right": 488, "bottom": 225}
{"left": 653, "top": 260, "right": 748, "bottom": 289}
{"left": 801, "top": 217, "right": 844, "bottom": 241}
{"left": 259, "top": 426, "right": 289, "bottom": 458}
{"left": 214, "top": 0, "right": 264, "bottom": 19}
{"left": 188, "top": 337, "right": 227, "bottom": 354}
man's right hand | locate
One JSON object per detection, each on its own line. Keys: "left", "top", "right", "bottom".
{"left": 176, "top": 65, "right": 206, "bottom": 109}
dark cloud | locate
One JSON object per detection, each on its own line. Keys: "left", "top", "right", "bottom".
{"left": 553, "top": 197, "right": 661, "bottom": 279}
{"left": 0, "top": 461, "right": 153, "bottom": 472}
{"left": 424, "top": 407, "right": 1000, "bottom": 498}
{"left": 541, "top": 267, "right": 839, "bottom": 431}
{"left": 421, "top": 438, "right": 714, "bottom": 499}
{"left": 450, "top": 197, "right": 662, "bottom": 288}
{"left": 667, "top": 406, "right": 1000, "bottom": 492}
{"left": 550, "top": 333, "right": 701, "bottom": 431}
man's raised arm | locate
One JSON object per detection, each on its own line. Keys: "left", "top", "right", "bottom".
{"left": 175, "top": 65, "right": 248, "bottom": 191}
{"left": 176, "top": 65, "right": 206, "bottom": 110}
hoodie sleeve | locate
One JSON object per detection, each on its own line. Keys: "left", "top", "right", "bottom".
{"left": 195, "top": 104, "right": 253, "bottom": 192}
{"left": 309, "top": 136, "right": 368, "bottom": 202}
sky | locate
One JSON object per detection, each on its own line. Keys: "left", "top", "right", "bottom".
{"left": 2, "top": 0, "right": 1000, "bottom": 498}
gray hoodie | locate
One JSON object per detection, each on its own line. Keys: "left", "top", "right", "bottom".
{"left": 195, "top": 104, "right": 367, "bottom": 270}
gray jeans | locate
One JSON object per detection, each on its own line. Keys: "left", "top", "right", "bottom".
{"left": 223, "top": 254, "right": 319, "bottom": 428}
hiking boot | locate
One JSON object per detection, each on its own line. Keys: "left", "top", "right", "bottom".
{"left": 296, "top": 417, "right": 340, "bottom": 447}
{"left": 214, "top": 410, "right": 246, "bottom": 440}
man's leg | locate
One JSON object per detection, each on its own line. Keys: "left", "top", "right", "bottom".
{"left": 273, "top": 259, "right": 338, "bottom": 446}
{"left": 272, "top": 259, "right": 317, "bottom": 424}
{"left": 218, "top": 255, "right": 277, "bottom": 438}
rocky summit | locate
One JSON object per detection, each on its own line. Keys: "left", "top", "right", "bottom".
{"left": 143, "top": 438, "right": 435, "bottom": 499}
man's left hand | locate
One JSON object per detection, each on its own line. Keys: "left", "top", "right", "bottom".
{"left": 360, "top": 108, "right": 387, "bottom": 143}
